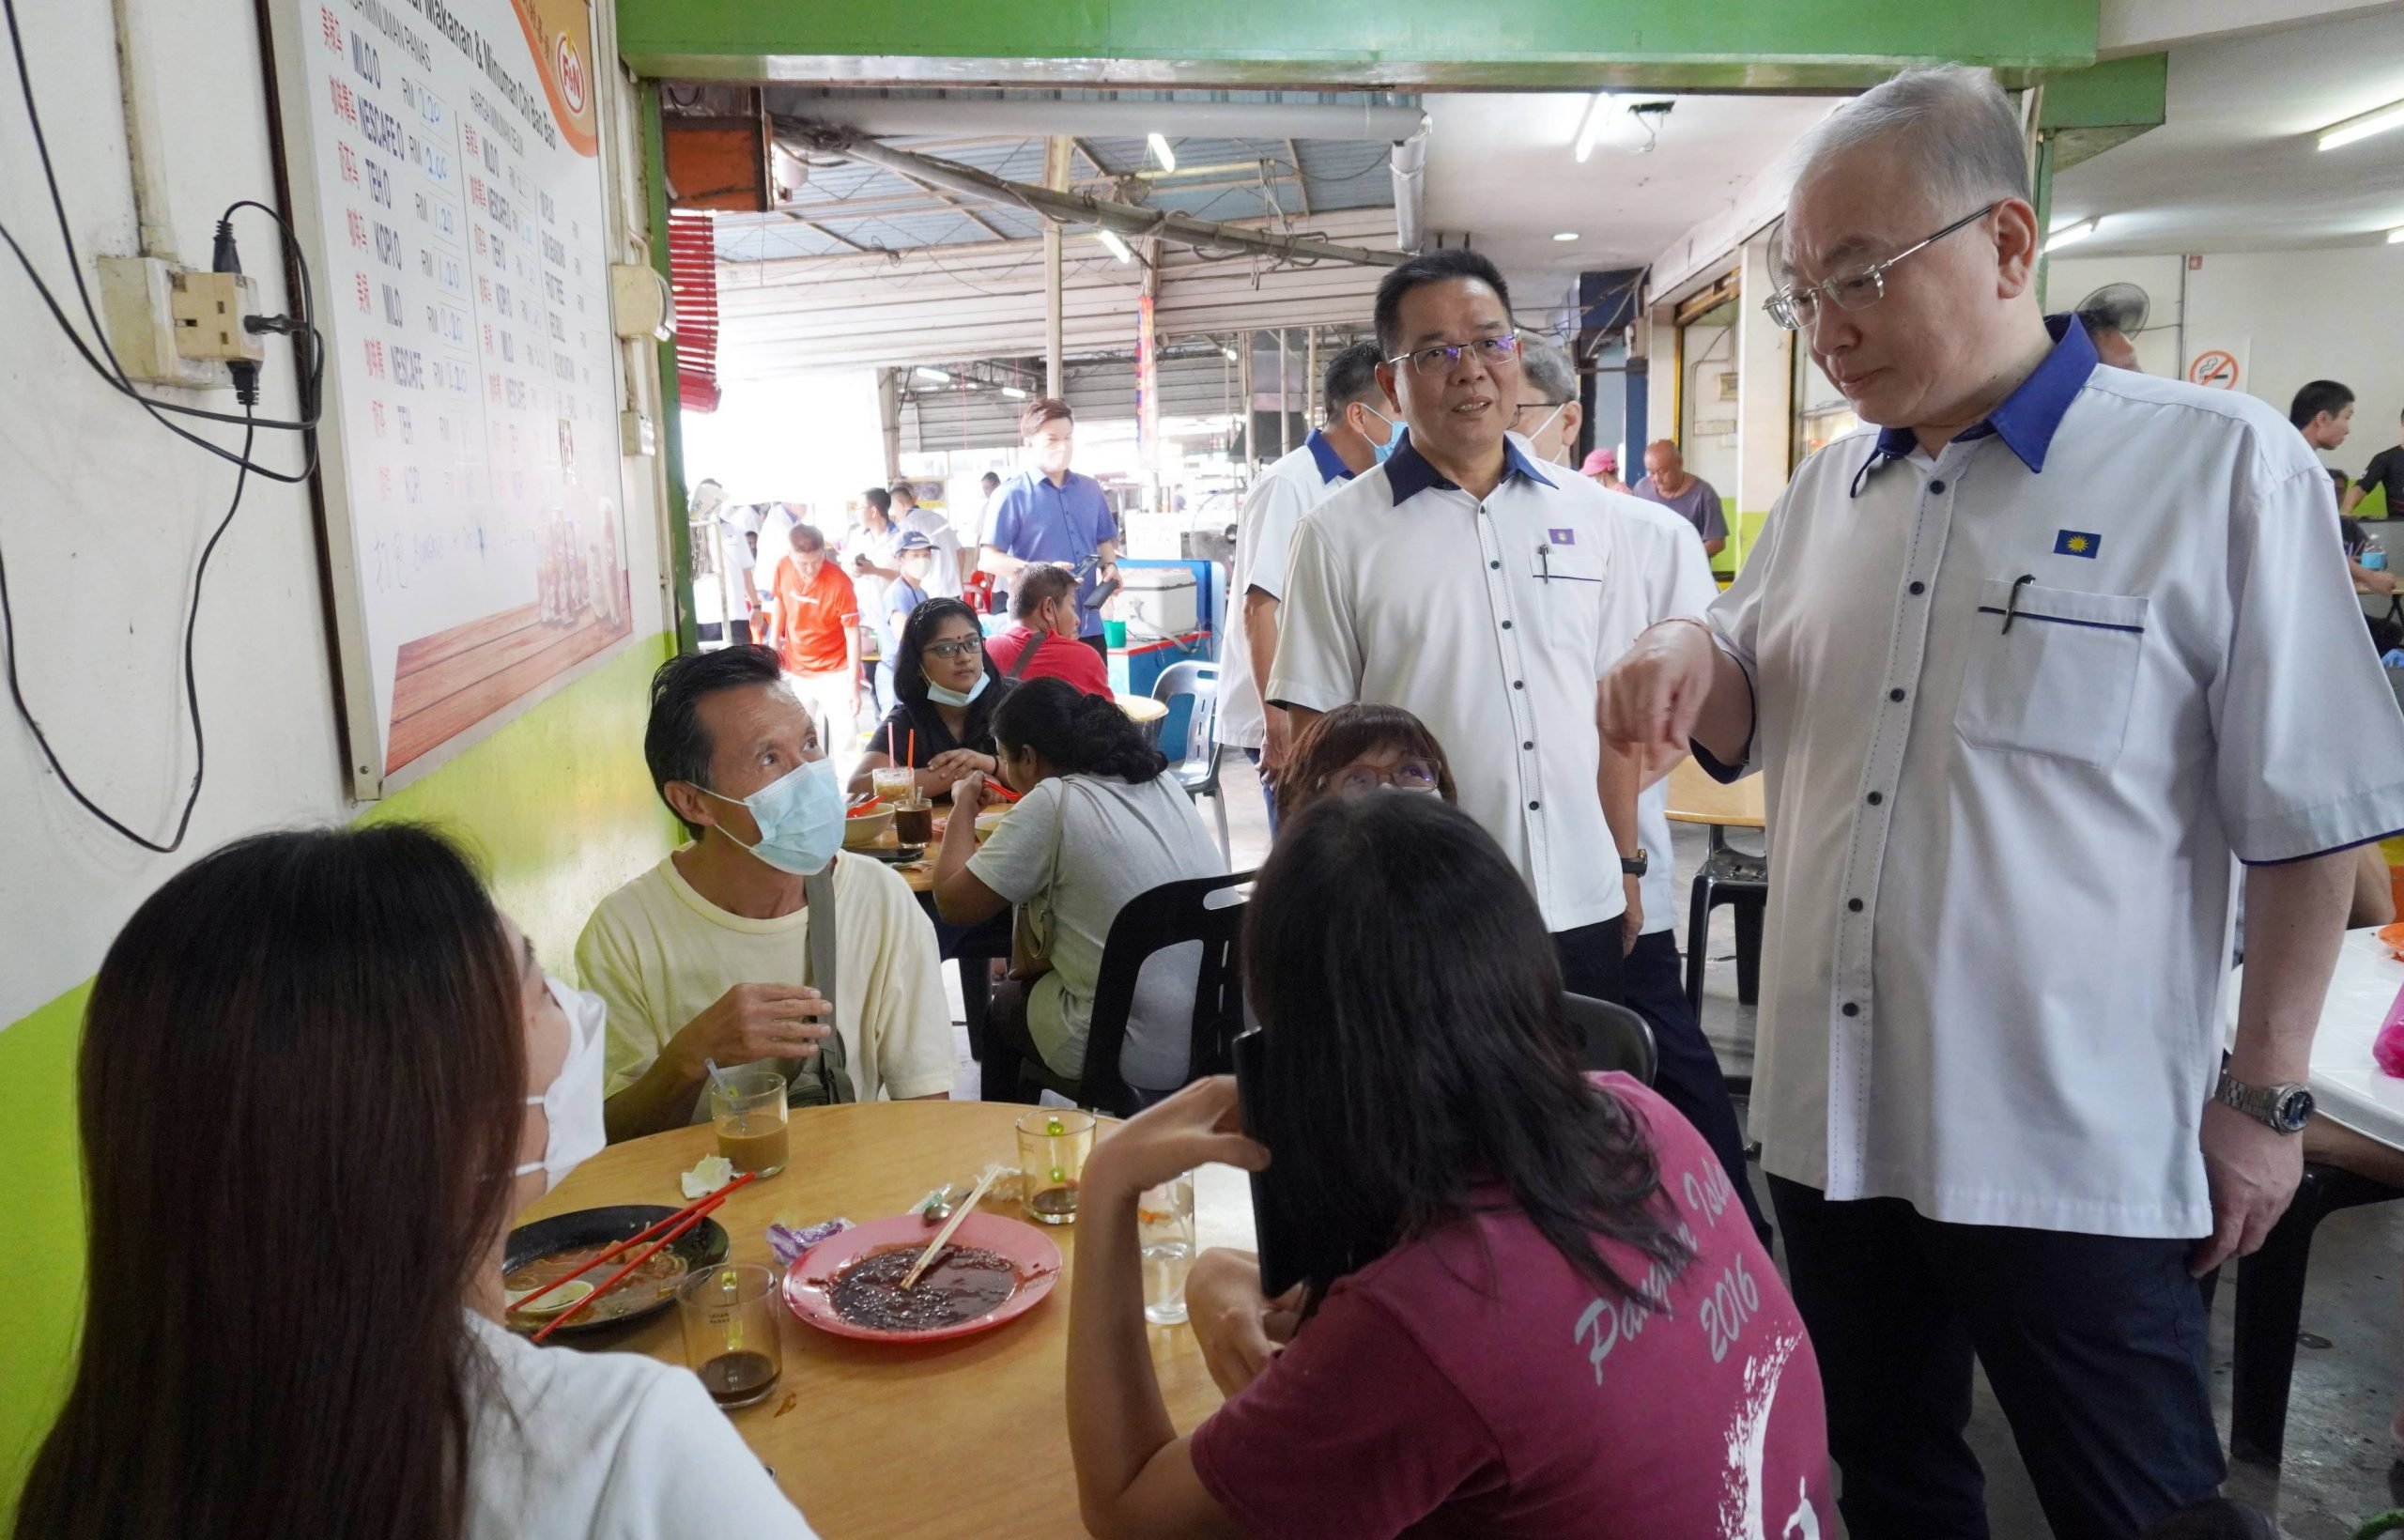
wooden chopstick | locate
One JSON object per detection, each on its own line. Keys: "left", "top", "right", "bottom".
{"left": 514, "top": 1163, "right": 749, "bottom": 1326}
{"left": 899, "top": 1167, "right": 1001, "bottom": 1291}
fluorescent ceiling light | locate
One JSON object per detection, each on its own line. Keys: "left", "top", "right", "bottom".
{"left": 1573, "top": 93, "right": 1610, "bottom": 162}
{"left": 915, "top": 366, "right": 951, "bottom": 383}
{"left": 1147, "top": 132, "right": 1177, "bottom": 173}
{"left": 1222, "top": 346, "right": 1241, "bottom": 362}
{"left": 1095, "top": 227, "right": 1134, "bottom": 264}
{"left": 2043, "top": 219, "right": 2096, "bottom": 252}
{"left": 2387, "top": 227, "right": 2404, "bottom": 244}
{"left": 2320, "top": 100, "right": 2404, "bottom": 152}
{"left": 1553, "top": 231, "right": 1580, "bottom": 242}
{"left": 1002, "top": 385, "right": 1029, "bottom": 398}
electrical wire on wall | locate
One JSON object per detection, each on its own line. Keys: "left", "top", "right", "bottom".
{"left": 0, "top": 0, "right": 322, "bottom": 853}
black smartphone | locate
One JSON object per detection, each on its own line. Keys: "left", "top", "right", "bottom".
{"left": 1232, "top": 1027, "right": 1304, "bottom": 1299}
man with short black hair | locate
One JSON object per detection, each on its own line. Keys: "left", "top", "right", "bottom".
{"left": 1221, "top": 342, "right": 1399, "bottom": 801}
{"left": 2291, "top": 378, "right": 2356, "bottom": 452}
{"left": 984, "top": 564, "right": 1112, "bottom": 697}
{"left": 2346, "top": 408, "right": 2404, "bottom": 517}
{"left": 982, "top": 399, "right": 1120, "bottom": 662}
{"left": 578, "top": 647, "right": 952, "bottom": 1141}
{"left": 1271, "top": 246, "right": 1649, "bottom": 1005}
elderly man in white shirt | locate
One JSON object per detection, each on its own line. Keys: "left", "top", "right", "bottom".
{"left": 1219, "top": 341, "right": 1397, "bottom": 823}
{"left": 1271, "top": 247, "right": 1649, "bottom": 1005}
{"left": 1515, "top": 333, "right": 1765, "bottom": 1241}
{"left": 1604, "top": 68, "right": 2404, "bottom": 1539}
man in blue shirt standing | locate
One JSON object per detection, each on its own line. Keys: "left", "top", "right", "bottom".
{"left": 980, "top": 398, "right": 1121, "bottom": 664}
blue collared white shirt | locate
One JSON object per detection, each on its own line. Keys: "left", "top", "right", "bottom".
{"left": 1271, "top": 431, "right": 1649, "bottom": 931}
{"left": 1222, "top": 430, "right": 1355, "bottom": 751}
{"left": 1704, "top": 316, "right": 2404, "bottom": 1237}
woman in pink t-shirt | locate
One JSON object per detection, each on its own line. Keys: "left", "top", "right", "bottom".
{"left": 1066, "top": 793, "right": 1831, "bottom": 1539}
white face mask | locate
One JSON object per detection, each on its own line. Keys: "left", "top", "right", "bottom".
{"left": 516, "top": 976, "right": 609, "bottom": 1194}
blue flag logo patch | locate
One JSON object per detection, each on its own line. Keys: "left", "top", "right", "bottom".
{"left": 2053, "top": 529, "right": 2102, "bottom": 559}
{"left": 1549, "top": 527, "right": 1576, "bottom": 546}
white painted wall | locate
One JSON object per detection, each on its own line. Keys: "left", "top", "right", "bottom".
{"left": 2046, "top": 246, "right": 2404, "bottom": 469}
{"left": 0, "top": 0, "right": 665, "bottom": 1025}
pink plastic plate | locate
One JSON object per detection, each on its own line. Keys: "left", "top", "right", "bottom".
{"left": 782, "top": 1211, "right": 1063, "bottom": 1343}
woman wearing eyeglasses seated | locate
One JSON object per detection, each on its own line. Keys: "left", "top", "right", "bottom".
{"left": 12, "top": 825, "right": 817, "bottom": 1540}
{"left": 849, "top": 597, "right": 1007, "bottom": 799}
{"left": 1063, "top": 793, "right": 1831, "bottom": 1539}
{"left": 1273, "top": 701, "right": 1458, "bottom": 820}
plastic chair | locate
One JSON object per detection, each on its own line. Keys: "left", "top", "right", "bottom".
{"left": 1684, "top": 825, "right": 1767, "bottom": 1019}
{"left": 1018, "top": 870, "right": 1255, "bottom": 1116}
{"left": 1563, "top": 993, "right": 1657, "bottom": 1084}
{"left": 1150, "top": 660, "right": 1230, "bottom": 862}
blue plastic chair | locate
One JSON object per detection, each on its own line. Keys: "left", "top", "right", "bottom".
{"left": 1150, "top": 660, "right": 1228, "bottom": 861}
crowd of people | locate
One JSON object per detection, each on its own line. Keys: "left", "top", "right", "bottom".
{"left": 21, "top": 63, "right": 2404, "bottom": 1540}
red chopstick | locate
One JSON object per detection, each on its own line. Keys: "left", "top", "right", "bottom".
{"left": 532, "top": 1178, "right": 750, "bottom": 1343}
{"left": 985, "top": 781, "right": 1021, "bottom": 803}
{"left": 516, "top": 1170, "right": 756, "bottom": 1330}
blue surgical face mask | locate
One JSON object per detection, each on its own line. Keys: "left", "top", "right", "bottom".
{"left": 701, "top": 757, "right": 843, "bottom": 875}
{"left": 926, "top": 672, "right": 991, "bottom": 709}
{"left": 1360, "top": 407, "right": 1406, "bottom": 465}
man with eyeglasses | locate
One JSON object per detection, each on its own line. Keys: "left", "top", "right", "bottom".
{"left": 1517, "top": 333, "right": 1767, "bottom": 1242}
{"left": 1602, "top": 67, "right": 2404, "bottom": 1538}
{"left": 1271, "top": 247, "right": 1650, "bottom": 1007}
{"left": 1220, "top": 341, "right": 1399, "bottom": 823}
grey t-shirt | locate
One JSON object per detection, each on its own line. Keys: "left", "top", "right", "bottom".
{"left": 1632, "top": 474, "right": 1730, "bottom": 543}
{"left": 969, "top": 772, "right": 1226, "bottom": 1089}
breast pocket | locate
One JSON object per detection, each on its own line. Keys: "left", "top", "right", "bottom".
{"left": 1955, "top": 578, "right": 2149, "bottom": 767}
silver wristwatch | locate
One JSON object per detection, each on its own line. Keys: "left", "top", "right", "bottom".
{"left": 2213, "top": 1070, "right": 2316, "bottom": 1134}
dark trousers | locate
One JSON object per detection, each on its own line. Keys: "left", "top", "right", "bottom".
{"left": 1549, "top": 920, "right": 1627, "bottom": 1009}
{"left": 1769, "top": 1177, "right": 2225, "bottom": 1540}
{"left": 1622, "top": 930, "right": 1767, "bottom": 1240}
{"left": 1242, "top": 747, "right": 1279, "bottom": 833}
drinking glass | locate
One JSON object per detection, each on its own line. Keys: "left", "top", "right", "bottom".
{"left": 1016, "top": 1108, "right": 1096, "bottom": 1224}
{"left": 1138, "top": 1173, "right": 1196, "bottom": 1325}
{"left": 710, "top": 1068, "right": 790, "bottom": 1178}
{"left": 678, "top": 1264, "right": 782, "bottom": 1409}
{"left": 871, "top": 765, "right": 917, "bottom": 807}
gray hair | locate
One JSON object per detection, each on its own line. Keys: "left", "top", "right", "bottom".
{"left": 1793, "top": 65, "right": 2028, "bottom": 218}
{"left": 1517, "top": 333, "right": 1578, "bottom": 403}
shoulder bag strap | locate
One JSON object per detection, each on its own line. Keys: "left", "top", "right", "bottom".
{"left": 799, "top": 863, "right": 857, "bottom": 1104}
{"left": 1005, "top": 628, "right": 1045, "bottom": 681}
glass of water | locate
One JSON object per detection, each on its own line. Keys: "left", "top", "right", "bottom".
{"left": 1137, "top": 1173, "right": 1196, "bottom": 1325}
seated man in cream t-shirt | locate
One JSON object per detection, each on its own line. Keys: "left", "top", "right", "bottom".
{"left": 578, "top": 648, "right": 955, "bottom": 1142}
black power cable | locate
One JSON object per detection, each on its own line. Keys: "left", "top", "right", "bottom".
{"left": 0, "top": 0, "right": 316, "bottom": 851}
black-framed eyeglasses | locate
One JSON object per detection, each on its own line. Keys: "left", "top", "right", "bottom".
{"left": 1333, "top": 759, "right": 1441, "bottom": 795}
{"left": 1386, "top": 332, "right": 1521, "bottom": 377}
{"left": 1513, "top": 398, "right": 1570, "bottom": 423}
{"left": 922, "top": 638, "right": 982, "bottom": 660}
{"left": 1763, "top": 203, "right": 2000, "bottom": 331}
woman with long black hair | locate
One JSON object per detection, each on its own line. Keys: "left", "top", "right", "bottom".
{"left": 13, "top": 825, "right": 816, "bottom": 1540}
{"left": 933, "top": 676, "right": 1225, "bottom": 1101}
{"left": 848, "top": 596, "right": 1007, "bottom": 798}
{"left": 1063, "top": 793, "right": 1830, "bottom": 1538}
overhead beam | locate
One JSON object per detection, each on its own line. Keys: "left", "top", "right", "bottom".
{"left": 883, "top": 168, "right": 1014, "bottom": 240}
{"left": 788, "top": 121, "right": 1405, "bottom": 269}
{"left": 777, "top": 210, "right": 880, "bottom": 253}
{"left": 1071, "top": 137, "right": 1111, "bottom": 179}
{"left": 1286, "top": 140, "right": 1311, "bottom": 218}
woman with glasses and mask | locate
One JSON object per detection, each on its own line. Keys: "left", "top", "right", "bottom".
{"left": 1062, "top": 793, "right": 1830, "bottom": 1538}
{"left": 1272, "top": 701, "right": 1458, "bottom": 820}
{"left": 12, "top": 825, "right": 818, "bottom": 1540}
{"left": 849, "top": 596, "right": 1007, "bottom": 799}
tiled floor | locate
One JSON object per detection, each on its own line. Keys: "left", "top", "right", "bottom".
{"left": 938, "top": 758, "right": 2404, "bottom": 1537}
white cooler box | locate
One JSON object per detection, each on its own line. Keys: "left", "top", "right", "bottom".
{"left": 1114, "top": 567, "right": 1197, "bottom": 639}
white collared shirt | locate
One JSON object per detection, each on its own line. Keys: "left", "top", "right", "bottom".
{"left": 1271, "top": 432, "right": 1648, "bottom": 932}
{"left": 901, "top": 506, "right": 963, "bottom": 598}
{"left": 1710, "top": 331, "right": 2404, "bottom": 1238}
{"left": 1610, "top": 494, "right": 1720, "bottom": 932}
{"left": 1221, "top": 432, "right": 1354, "bottom": 750}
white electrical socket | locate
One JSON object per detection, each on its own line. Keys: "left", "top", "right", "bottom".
{"left": 170, "top": 270, "right": 265, "bottom": 363}
{"left": 97, "top": 255, "right": 230, "bottom": 389}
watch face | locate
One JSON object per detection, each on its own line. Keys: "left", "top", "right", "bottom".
{"left": 2274, "top": 1087, "right": 2316, "bottom": 1132}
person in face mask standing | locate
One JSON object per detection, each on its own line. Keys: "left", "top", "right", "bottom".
{"left": 1515, "top": 333, "right": 1769, "bottom": 1245}
{"left": 579, "top": 647, "right": 955, "bottom": 1143}
{"left": 1219, "top": 342, "right": 1400, "bottom": 826}
{"left": 14, "top": 824, "right": 820, "bottom": 1540}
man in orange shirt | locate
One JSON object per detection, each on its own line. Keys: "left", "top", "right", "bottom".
{"left": 764, "top": 522, "right": 865, "bottom": 747}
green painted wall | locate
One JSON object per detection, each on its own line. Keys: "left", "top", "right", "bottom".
{"left": 622, "top": 0, "right": 2098, "bottom": 82}
{"left": 0, "top": 635, "right": 680, "bottom": 1519}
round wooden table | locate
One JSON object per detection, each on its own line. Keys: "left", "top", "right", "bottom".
{"left": 1662, "top": 756, "right": 1765, "bottom": 830}
{"left": 519, "top": 1101, "right": 1255, "bottom": 1537}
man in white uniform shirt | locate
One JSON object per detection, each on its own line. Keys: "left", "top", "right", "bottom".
{"left": 1516, "top": 334, "right": 1765, "bottom": 1240}
{"left": 1271, "top": 248, "right": 1649, "bottom": 1004}
{"left": 1603, "top": 69, "right": 2404, "bottom": 1538}
{"left": 1219, "top": 341, "right": 1397, "bottom": 822}
{"left": 890, "top": 482, "right": 964, "bottom": 600}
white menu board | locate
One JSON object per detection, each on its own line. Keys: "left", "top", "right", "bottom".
{"left": 270, "top": 0, "right": 630, "bottom": 794}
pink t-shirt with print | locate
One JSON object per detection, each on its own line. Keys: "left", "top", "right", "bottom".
{"left": 1189, "top": 1074, "right": 1831, "bottom": 1540}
